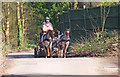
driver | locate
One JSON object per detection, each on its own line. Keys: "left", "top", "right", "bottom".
{"left": 40, "top": 17, "right": 53, "bottom": 41}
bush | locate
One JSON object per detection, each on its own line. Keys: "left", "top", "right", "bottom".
{"left": 70, "top": 30, "right": 118, "bottom": 57}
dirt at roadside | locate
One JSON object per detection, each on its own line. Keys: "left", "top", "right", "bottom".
{"left": 0, "top": 56, "right": 8, "bottom": 75}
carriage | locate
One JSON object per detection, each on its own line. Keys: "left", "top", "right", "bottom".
{"left": 34, "top": 38, "right": 58, "bottom": 58}
{"left": 34, "top": 28, "right": 70, "bottom": 58}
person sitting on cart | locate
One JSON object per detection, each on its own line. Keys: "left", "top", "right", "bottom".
{"left": 40, "top": 17, "right": 53, "bottom": 42}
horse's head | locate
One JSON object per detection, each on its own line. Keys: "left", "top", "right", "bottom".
{"left": 65, "top": 28, "right": 70, "bottom": 39}
{"left": 54, "top": 30, "right": 61, "bottom": 37}
{"left": 47, "top": 30, "right": 55, "bottom": 39}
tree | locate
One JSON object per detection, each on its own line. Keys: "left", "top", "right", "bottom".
{"left": 6, "top": 3, "right": 10, "bottom": 45}
{"left": 20, "top": 2, "right": 25, "bottom": 45}
{"left": 74, "top": 0, "right": 78, "bottom": 9}
{"left": 101, "top": 2, "right": 115, "bottom": 32}
{"left": 16, "top": 2, "right": 23, "bottom": 46}
{"left": 2, "top": 3, "right": 7, "bottom": 43}
{"left": 1, "top": 2, "right": 70, "bottom": 48}
{"left": 2, "top": 3, "right": 10, "bottom": 45}
{"left": 28, "top": 2, "right": 69, "bottom": 29}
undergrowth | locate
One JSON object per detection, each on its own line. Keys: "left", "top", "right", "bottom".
{"left": 14, "top": 44, "right": 36, "bottom": 49}
{"left": 70, "top": 30, "right": 119, "bottom": 57}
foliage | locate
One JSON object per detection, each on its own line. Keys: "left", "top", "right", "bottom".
{"left": 27, "top": 2, "right": 69, "bottom": 29}
{"left": 2, "top": 2, "right": 119, "bottom": 52}
{"left": 101, "top": 2, "right": 118, "bottom": 6}
{"left": 70, "top": 30, "right": 118, "bottom": 56}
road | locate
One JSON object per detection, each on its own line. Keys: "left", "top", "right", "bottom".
{"left": 2, "top": 50, "right": 118, "bottom": 76}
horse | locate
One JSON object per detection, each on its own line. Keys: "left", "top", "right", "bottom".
{"left": 53, "top": 30, "right": 62, "bottom": 46}
{"left": 40, "top": 30, "right": 54, "bottom": 58}
{"left": 58, "top": 28, "right": 70, "bottom": 58}
{"left": 51, "top": 30, "right": 63, "bottom": 55}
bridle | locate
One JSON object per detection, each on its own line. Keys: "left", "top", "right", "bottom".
{"left": 65, "top": 29, "right": 70, "bottom": 39}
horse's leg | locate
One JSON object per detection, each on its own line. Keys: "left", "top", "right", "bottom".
{"left": 64, "top": 48, "right": 67, "bottom": 58}
{"left": 50, "top": 45, "right": 52, "bottom": 58}
{"left": 58, "top": 46, "right": 60, "bottom": 58}
{"left": 64, "top": 45, "right": 67, "bottom": 58}
{"left": 60, "top": 50, "right": 61, "bottom": 58}
{"left": 61, "top": 49, "right": 63, "bottom": 58}
{"left": 58, "top": 48, "right": 60, "bottom": 58}
{"left": 50, "top": 42, "right": 52, "bottom": 58}
{"left": 60, "top": 50, "right": 63, "bottom": 58}
{"left": 64, "top": 42, "right": 69, "bottom": 58}
{"left": 50, "top": 47, "right": 52, "bottom": 58}
{"left": 47, "top": 47, "right": 49, "bottom": 57}
{"left": 45, "top": 46, "right": 48, "bottom": 58}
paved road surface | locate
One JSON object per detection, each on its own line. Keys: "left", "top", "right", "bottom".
{"left": 2, "top": 50, "right": 118, "bottom": 76}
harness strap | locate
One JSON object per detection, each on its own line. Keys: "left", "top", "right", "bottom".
{"left": 61, "top": 39, "right": 70, "bottom": 42}
{"left": 66, "top": 39, "right": 70, "bottom": 42}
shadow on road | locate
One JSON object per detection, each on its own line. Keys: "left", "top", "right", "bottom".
{"left": 1, "top": 75, "right": 118, "bottom": 77}
{"left": 6, "top": 54, "right": 58, "bottom": 58}
{"left": 6, "top": 55, "right": 34, "bottom": 58}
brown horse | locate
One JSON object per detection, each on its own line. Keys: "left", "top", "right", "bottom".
{"left": 41, "top": 30, "right": 54, "bottom": 58}
{"left": 58, "top": 28, "right": 70, "bottom": 58}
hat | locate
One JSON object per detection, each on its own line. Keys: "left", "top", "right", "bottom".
{"left": 46, "top": 17, "right": 49, "bottom": 20}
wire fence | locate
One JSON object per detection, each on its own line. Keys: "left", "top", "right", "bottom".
{"left": 58, "top": 5, "right": 119, "bottom": 42}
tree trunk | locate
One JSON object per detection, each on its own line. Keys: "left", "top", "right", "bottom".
{"left": 74, "top": 0, "right": 78, "bottom": 9}
{"left": 2, "top": 18, "right": 7, "bottom": 43}
{"left": 20, "top": 2, "right": 24, "bottom": 46}
{"left": 69, "top": 2, "right": 73, "bottom": 9}
{"left": 2, "top": 3, "right": 7, "bottom": 43}
{"left": 16, "top": 2, "right": 22, "bottom": 46}
{"left": 89, "top": 2, "right": 92, "bottom": 7}
{"left": 6, "top": 3, "right": 10, "bottom": 45}
{"left": 78, "top": 2, "right": 84, "bottom": 8}
{"left": 102, "top": 6, "right": 106, "bottom": 32}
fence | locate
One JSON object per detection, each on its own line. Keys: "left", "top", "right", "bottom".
{"left": 58, "top": 5, "right": 119, "bottom": 42}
